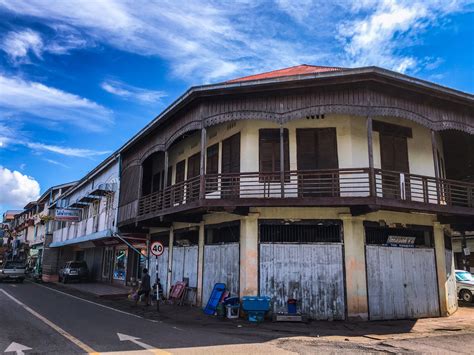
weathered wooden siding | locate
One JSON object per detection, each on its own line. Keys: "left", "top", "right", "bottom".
{"left": 259, "top": 243, "right": 345, "bottom": 320}
{"left": 171, "top": 246, "right": 198, "bottom": 288}
{"left": 148, "top": 247, "right": 169, "bottom": 297}
{"left": 445, "top": 249, "right": 458, "bottom": 313}
{"left": 366, "top": 246, "right": 440, "bottom": 320}
{"left": 118, "top": 81, "right": 474, "bottom": 226}
{"left": 202, "top": 243, "right": 240, "bottom": 306}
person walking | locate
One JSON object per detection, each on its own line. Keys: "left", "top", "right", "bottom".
{"left": 135, "top": 268, "right": 151, "bottom": 306}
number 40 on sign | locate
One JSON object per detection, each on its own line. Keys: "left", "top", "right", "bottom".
{"left": 150, "top": 241, "right": 164, "bottom": 256}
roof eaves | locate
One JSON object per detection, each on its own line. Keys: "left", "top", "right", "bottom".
{"left": 119, "top": 66, "right": 474, "bottom": 155}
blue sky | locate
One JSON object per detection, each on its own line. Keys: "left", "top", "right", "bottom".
{"left": 0, "top": 0, "right": 473, "bottom": 212}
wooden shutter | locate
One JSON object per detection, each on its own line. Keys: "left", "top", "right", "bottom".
{"left": 297, "top": 128, "right": 338, "bottom": 170}
{"left": 187, "top": 153, "right": 201, "bottom": 179}
{"left": 166, "top": 166, "right": 172, "bottom": 187}
{"left": 206, "top": 144, "right": 219, "bottom": 174}
{"left": 317, "top": 128, "right": 338, "bottom": 169}
{"left": 259, "top": 129, "right": 289, "bottom": 181}
{"left": 222, "top": 133, "right": 240, "bottom": 173}
{"left": 206, "top": 143, "right": 219, "bottom": 193}
{"left": 380, "top": 134, "right": 409, "bottom": 173}
{"left": 175, "top": 160, "right": 185, "bottom": 183}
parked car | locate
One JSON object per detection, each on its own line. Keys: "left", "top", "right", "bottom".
{"left": 455, "top": 269, "right": 474, "bottom": 303}
{"left": 0, "top": 261, "right": 26, "bottom": 283}
{"left": 59, "top": 261, "right": 89, "bottom": 283}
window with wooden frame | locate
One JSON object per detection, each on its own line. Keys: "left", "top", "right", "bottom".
{"left": 206, "top": 143, "right": 219, "bottom": 192}
{"left": 259, "top": 128, "right": 289, "bottom": 182}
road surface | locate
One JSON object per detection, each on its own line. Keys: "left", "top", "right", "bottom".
{"left": 1, "top": 281, "right": 473, "bottom": 354}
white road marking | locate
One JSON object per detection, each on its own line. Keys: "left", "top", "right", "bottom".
{"left": 29, "top": 281, "right": 142, "bottom": 319}
{"left": 117, "top": 333, "right": 169, "bottom": 354}
{"left": 4, "top": 341, "right": 31, "bottom": 354}
{"left": 172, "top": 326, "right": 184, "bottom": 332}
{"left": 0, "top": 289, "right": 97, "bottom": 354}
{"left": 10, "top": 284, "right": 17, "bottom": 288}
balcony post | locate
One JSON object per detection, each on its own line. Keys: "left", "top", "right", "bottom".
{"left": 199, "top": 127, "right": 207, "bottom": 200}
{"left": 366, "top": 115, "right": 376, "bottom": 196}
{"left": 163, "top": 150, "right": 169, "bottom": 211}
{"left": 431, "top": 130, "right": 441, "bottom": 204}
{"left": 280, "top": 124, "right": 285, "bottom": 198}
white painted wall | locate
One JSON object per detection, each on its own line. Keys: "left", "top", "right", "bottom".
{"left": 164, "top": 115, "right": 439, "bottom": 195}
{"left": 52, "top": 160, "right": 119, "bottom": 244}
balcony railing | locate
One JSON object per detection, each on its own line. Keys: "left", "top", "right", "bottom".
{"left": 137, "top": 168, "right": 474, "bottom": 218}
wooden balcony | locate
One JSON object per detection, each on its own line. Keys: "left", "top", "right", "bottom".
{"left": 137, "top": 168, "right": 474, "bottom": 221}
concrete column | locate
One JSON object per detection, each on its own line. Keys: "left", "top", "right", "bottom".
{"left": 434, "top": 222, "right": 449, "bottom": 316}
{"left": 240, "top": 213, "right": 259, "bottom": 297}
{"left": 341, "top": 214, "right": 368, "bottom": 320}
{"left": 196, "top": 221, "right": 205, "bottom": 306}
{"left": 166, "top": 226, "right": 174, "bottom": 294}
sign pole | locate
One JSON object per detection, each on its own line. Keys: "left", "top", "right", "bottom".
{"left": 156, "top": 255, "right": 159, "bottom": 312}
{"left": 150, "top": 241, "right": 164, "bottom": 312}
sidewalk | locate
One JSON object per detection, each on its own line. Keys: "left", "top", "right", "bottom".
{"left": 44, "top": 281, "right": 474, "bottom": 343}
{"left": 53, "top": 281, "right": 129, "bottom": 298}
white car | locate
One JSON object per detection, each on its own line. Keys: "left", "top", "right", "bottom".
{"left": 455, "top": 270, "right": 474, "bottom": 303}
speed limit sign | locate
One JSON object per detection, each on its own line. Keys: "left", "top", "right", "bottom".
{"left": 150, "top": 241, "right": 164, "bottom": 256}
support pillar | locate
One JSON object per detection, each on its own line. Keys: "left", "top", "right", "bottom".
{"left": 341, "top": 214, "right": 368, "bottom": 320}
{"left": 279, "top": 124, "right": 285, "bottom": 198}
{"left": 196, "top": 221, "right": 205, "bottom": 306}
{"left": 166, "top": 226, "right": 174, "bottom": 294}
{"left": 199, "top": 127, "right": 207, "bottom": 200}
{"left": 240, "top": 213, "right": 259, "bottom": 297}
{"left": 366, "top": 116, "right": 375, "bottom": 197}
{"left": 434, "top": 222, "right": 449, "bottom": 316}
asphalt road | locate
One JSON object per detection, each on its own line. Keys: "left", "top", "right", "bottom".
{"left": 1, "top": 281, "right": 474, "bottom": 354}
{"left": 0, "top": 281, "right": 253, "bottom": 354}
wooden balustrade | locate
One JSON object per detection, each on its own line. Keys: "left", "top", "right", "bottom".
{"left": 137, "top": 168, "right": 474, "bottom": 218}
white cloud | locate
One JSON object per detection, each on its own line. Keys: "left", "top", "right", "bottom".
{"left": 1, "top": 27, "right": 89, "bottom": 63}
{"left": 0, "top": 74, "right": 112, "bottom": 132}
{"left": 337, "top": 0, "right": 470, "bottom": 73}
{"left": 26, "top": 142, "right": 110, "bottom": 157}
{"left": 0, "top": 0, "right": 330, "bottom": 82}
{"left": 0, "top": 0, "right": 471, "bottom": 80}
{"left": 1, "top": 29, "right": 43, "bottom": 62}
{"left": 101, "top": 80, "right": 166, "bottom": 103}
{"left": 0, "top": 166, "right": 40, "bottom": 209}
{"left": 43, "top": 158, "right": 69, "bottom": 168}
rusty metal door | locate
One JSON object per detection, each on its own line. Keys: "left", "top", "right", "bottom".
{"left": 366, "top": 246, "right": 440, "bottom": 320}
{"left": 202, "top": 243, "right": 239, "bottom": 306}
{"left": 259, "top": 243, "right": 345, "bottom": 320}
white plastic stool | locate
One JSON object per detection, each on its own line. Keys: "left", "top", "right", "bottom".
{"left": 226, "top": 305, "right": 240, "bottom": 319}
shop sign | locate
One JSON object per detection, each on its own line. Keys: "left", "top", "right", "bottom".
{"left": 464, "top": 247, "right": 470, "bottom": 256}
{"left": 150, "top": 241, "right": 164, "bottom": 256}
{"left": 55, "top": 208, "right": 80, "bottom": 222}
{"left": 386, "top": 235, "right": 416, "bottom": 248}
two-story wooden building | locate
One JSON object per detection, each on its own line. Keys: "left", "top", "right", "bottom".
{"left": 117, "top": 65, "right": 474, "bottom": 320}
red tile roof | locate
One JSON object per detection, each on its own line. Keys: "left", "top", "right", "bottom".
{"left": 227, "top": 64, "right": 345, "bottom": 83}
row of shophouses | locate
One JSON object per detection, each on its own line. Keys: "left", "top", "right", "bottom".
{"left": 2, "top": 65, "right": 474, "bottom": 321}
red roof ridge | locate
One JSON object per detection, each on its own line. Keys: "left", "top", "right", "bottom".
{"left": 226, "top": 64, "right": 346, "bottom": 83}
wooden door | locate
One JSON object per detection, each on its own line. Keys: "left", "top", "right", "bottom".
{"left": 380, "top": 134, "right": 409, "bottom": 199}
{"left": 187, "top": 153, "right": 201, "bottom": 201}
{"left": 175, "top": 160, "right": 185, "bottom": 204}
{"left": 206, "top": 143, "right": 219, "bottom": 193}
{"left": 221, "top": 133, "right": 240, "bottom": 198}
{"left": 296, "top": 128, "right": 339, "bottom": 197}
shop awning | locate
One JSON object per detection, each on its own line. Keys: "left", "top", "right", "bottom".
{"left": 79, "top": 195, "right": 101, "bottom": 203}
{"left": 49, "top": 228, "right": 117, "bottom": 248}
{"left": 90, "top": 183, "right": 117, "bottom": 196}
{"left": 68, "top": 201, "right": 88, "bottom": 208}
